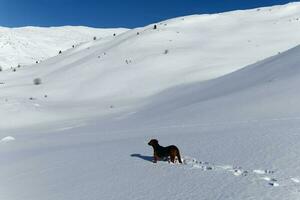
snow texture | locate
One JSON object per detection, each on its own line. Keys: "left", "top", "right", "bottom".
{"left": 1, "top": 2, "right": 300, "bottom": 200}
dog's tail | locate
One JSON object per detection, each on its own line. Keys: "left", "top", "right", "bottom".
{"left": 177, "top": 149, "right": 182, "bottom": 164}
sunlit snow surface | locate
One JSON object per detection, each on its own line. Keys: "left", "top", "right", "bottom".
{"left": 1, "top": 2, "right": 300, "bottom": 200}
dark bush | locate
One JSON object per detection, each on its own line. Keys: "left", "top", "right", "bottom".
{"left": 33, "top": 78, "right": 42, "bottom": 85}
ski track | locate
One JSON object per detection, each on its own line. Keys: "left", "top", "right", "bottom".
{"left": 179, "top": 156, "right": 300, "bottom": 189}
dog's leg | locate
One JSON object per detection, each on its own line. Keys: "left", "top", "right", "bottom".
{"left": 153, "top": 154, "right": 158, "bottom": 163}
{"left": 170, "top": 155, "right": 175, "bottom": 163}
{"left": 176, "top": 150, "right": 182, "bottom": 164}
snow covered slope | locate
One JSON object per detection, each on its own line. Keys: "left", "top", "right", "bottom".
{"left": 2, "top": 37, "right": 300, "bottom": 200}
{"left": 0, "top": 26, "right": 128, "bottom": 69}
{"left": 1, "top": 2, "right": 300, "bottom": 200}
{"left": 2, "top": 2, "right": 300, "bottom": 128}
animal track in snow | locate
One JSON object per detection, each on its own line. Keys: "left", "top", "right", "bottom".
{"left": 253, "top": 169, "right": 275, "bottom": 175}
{"left": 182, "top": 156, "right": 299, "bottom": 188}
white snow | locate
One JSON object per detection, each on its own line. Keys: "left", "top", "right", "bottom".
{"left": 0, "top": 136, "right": 15, "bottom": 143}
{"left": 1, "top": 2, "right": 300, "bottom": 200}
{"left": 0, "top": 26, "right": 128, "bottom": 70}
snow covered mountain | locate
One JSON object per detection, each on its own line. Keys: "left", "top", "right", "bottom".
{"left": 1, "top": 2, "right": 300, "bottom": 200}
{"left": 2, "top": 2, "right": 300, "bottom": 127}
{"left": 0, "top": 26, "right": 128, "bottom": 70}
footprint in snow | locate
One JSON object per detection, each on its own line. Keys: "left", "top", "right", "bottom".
{"left": 253, "top": 169, "right": 275, "bottom": 175}
{"left": 232, "top": 168, "right": 248, "bottom": 177}
{"left": 291, "top": 178, "right": 300, "bottom": 183}
{"left": 182, "top": 156, "right": 282, "bottom": 187}
{"left": 261, "top": 176, "right": 279, "bottom": 187}
{"left": 183, "top": 157, "right": 214, "bottom": 171}
{"left": 182, "top": 156, "right": 300, "bottom": 189}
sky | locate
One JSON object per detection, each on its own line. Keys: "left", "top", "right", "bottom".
{"left": 0, "top": 0, "right": 298, "bottom": 28}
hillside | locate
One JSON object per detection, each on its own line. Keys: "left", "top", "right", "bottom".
{"left": 1, "top": 2, "right": 300, "bottom": 128}
{"left": 0, "top": 26, "right": 128, "bottom": 70}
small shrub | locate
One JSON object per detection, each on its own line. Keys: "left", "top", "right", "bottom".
{"left": 33, "top": 78, "right": 42, "bottom": 85}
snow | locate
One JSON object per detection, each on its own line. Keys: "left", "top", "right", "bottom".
{"left": 1, "top": 2, "right": 300, "bottom": 200}
{"left": 0, "top": 136, "right": 15, "bottom": 143}
{"left": 0, "top": 26, "right": 128, "bottom": 70}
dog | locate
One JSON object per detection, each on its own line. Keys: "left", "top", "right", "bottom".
{"left": 148, "top": 139, "right": 182, "bottom": 164}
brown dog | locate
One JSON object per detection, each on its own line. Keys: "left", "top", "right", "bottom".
{"left": 148, "top": 139, "right": 182, "bottom": 163}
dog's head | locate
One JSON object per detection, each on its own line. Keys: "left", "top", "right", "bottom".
{"left": 148, "top": 139, "right": 159, "bottom": 146}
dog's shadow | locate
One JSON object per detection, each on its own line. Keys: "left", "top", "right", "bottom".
{"left": 130, "top": 154, "right": 153, "bottom": 162}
